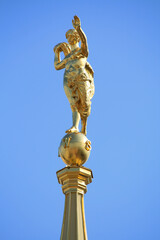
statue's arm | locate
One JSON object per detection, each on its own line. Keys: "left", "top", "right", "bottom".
{"left": 72, "top": 16, "right": 88, "bottom": 57}
{"left": 77, "top": 27, "right": 88, "bottom": 57}
{"left": 54, "top": 50, "right": 66, "bottom": 70}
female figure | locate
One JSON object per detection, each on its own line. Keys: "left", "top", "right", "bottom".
{"left": 54, "top": 16, "right": 94, "bottom": 135}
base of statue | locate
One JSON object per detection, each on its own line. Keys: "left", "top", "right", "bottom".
{"left": 56, "top": 166, "right": 93, "bottom": 240}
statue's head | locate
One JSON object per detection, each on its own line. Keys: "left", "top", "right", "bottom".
{"left": 65, "top": 29, "right": 80, "bottom": 45}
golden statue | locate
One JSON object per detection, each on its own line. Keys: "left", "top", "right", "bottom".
{"left": 54, "top": 16, "right": 94, "bottom": 136}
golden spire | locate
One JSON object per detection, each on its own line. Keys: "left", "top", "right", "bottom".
{"left": 54, "top": 16, "right": 94, "bottom": 239}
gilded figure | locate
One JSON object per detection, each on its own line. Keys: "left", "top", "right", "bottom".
{"left": 54, "top": 16, "right": 94, "bottom": 135}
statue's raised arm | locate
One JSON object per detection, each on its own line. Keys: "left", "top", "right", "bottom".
{"left": 54, "top": 15, "right": 94, "bottom": 136}
{"left": 72, "top": 15, "right": 89, "bottom": 57}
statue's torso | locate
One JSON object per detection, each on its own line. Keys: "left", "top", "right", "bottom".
{"left": 63, "top": 52, "right": 87, "bottom": 85}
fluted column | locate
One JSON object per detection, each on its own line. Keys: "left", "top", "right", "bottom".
{"left": 56, "top": 166, "right": 93, "bottom": 240}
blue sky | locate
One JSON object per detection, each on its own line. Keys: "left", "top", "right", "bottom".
{"left": 0, "top": 0, "right": 160, "bottom": 239}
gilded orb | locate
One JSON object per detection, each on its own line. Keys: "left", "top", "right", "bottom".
{"left": 58, "top": 132, "right": 91, "bottom": 166}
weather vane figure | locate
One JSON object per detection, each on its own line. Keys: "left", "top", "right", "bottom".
{"left": 54, "top": 15, "right": 94, "bottom": 136}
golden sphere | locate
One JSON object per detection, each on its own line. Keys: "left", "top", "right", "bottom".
{"left": 58, "top": 132, "right": 91, "bottom": 166}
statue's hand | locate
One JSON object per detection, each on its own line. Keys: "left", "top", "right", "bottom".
{"left": 72, "top": 15, "right": 81, "bottom": 29}
{"left": 54, "top": 43, "right": 64, "bottom": 53}
{"left": 54, "top": 42, "right": 71, "bottom": 57}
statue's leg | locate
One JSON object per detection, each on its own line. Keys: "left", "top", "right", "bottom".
{"left": 64, "top": 81, "right": 80, "bottom": 133}
{"left": 80, "top": 103, "right": 91, "bottom": 135}
{"left": 66, "top": 105, "right": 80, "bottom": 133}
{"left": 72, "top": 107, "right": 80, "bottom": 129}
{"left": 81, "top": 117, "right": 87, "bottom": 136}
{"left": 78, "top": 80, "right": 91, "bottom": 136}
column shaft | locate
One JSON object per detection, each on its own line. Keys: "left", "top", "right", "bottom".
{"left": 57, "top": 167, "right": 93, "bottom": 240}
{"left": 61, "top": 192, "right": 87, "bottom": 240}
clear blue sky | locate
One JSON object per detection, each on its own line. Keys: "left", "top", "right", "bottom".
{"left": 0, "top": 0, "right": 160, "bottom": 239}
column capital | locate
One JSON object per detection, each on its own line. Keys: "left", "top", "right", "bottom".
{"left": 56, "top": 166, "right": 93, "bottom": 194}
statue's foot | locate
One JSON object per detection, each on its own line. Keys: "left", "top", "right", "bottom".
{"left": 65, "top": 126, "right": 79, "bottom": 134}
